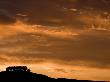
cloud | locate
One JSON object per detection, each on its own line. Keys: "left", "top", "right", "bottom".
{"left": 0, "top": 0, "right": 110, "bottom": 81}
{"left": 15, "top": 0, "right": 110, "bottom": 30}
{"left": 0, "top": 0, "right": 110, "bottom": 70}
{"left": 0, "top": 0, "right": 110, "bottom": 28}
{"left": 0, "top": 9, "right": 16, "bottom": 24}
{"left": 0, "top": 25, "right": 110, "bottom": 69}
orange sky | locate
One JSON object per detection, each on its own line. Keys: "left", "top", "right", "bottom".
{"left": 0, "top": 62, "right": 110, "bottom": 81}
{"left": 0, "top": 0, "right": 110, "bottom": 81}
{"left": 0, "top": 21, "right": 109, "bottom": 81}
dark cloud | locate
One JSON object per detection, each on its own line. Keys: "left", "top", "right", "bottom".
{"left": 0, "top": 9, "right": 16, "bottom": 24}
{"left": 0, "top": 0, "right": 110, "bottom": 27}
{"left": 15, "top": 0, "right": 110, "bottom": 27}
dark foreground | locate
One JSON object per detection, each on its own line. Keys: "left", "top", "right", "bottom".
{"left": 0, "top": 66, "right": 106, "bottom": 82}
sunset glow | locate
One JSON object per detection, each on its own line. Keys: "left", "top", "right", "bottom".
{"left": 0, "top": 0, "right": 110, "bottom": 81}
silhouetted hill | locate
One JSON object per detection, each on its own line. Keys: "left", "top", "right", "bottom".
{"left": 0, "top": 66, "right": 106, "bottom": 82}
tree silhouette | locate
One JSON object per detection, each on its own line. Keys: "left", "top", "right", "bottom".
{"left": 0, "top": 66, "right": 105, "bottom": 82}
{"left": 6, "top": 66, "right": 30, "bottom": 72}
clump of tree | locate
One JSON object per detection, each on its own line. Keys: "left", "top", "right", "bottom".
{"left": 6, "top": 66, "right": 30, "bottom": 72}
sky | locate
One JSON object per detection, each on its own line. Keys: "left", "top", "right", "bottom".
{"left": 0, "top": 0, "right": 110, "bottom": 81}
